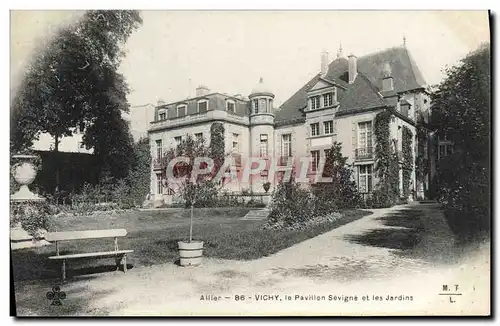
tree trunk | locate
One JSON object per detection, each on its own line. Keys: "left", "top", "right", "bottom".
{"left": 189, "top": 203, "right": 194, "bottom": 242}
{"left": 54, "top": 133, "right": 60, "bottom": 193}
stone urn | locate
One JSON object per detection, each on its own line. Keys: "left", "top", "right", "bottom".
{"left": 10, "top": 154, "right": 50, "bottom": 249}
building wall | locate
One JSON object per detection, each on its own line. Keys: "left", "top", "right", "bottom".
{"left": 125, "top": 104, "right": 156, "bottom": 142}
{"left": 148, "top": 119, "right": 253, "bottom": 202}
{"left": 31, "top": 130, "right": 93, "bottom": 154}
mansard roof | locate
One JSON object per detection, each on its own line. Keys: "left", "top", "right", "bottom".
{"left": 276, "top": 46, "right": 427, "bottom": 124}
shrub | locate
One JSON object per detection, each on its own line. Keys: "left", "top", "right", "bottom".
{"left": 267, "top": 178, "right": 316, "bottom": 228}
{"left": 10, "top": 201, "right": 58, "bottom": 237}
{"left": 245, "top": 199, "right": 266, "bottom": 208}
{"left": 436, "top": 153, "right": 490, "bottom": 242}
{"left": 185, "top": 180, "right": 219, "bottom": 208}
{"left": 263, "top": 182, "right": 271, "bottom": 193}
{"left": 241, "top": 188, "right": 251, "bottom": 196}
{"left": 311, "top": 142, "right": 361, "bottom": 211}
{"left": 431, "top": 44, "right": 490, "bottom": 242}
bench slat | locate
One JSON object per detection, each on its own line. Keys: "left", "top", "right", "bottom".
{"left": 46, "top": 229, "right": 128, "bottom": 242}
{"left": 49, "top": 249, "right": 134, "bottom": 260}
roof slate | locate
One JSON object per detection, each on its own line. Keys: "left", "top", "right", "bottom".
{"left": 276, "top": 46, "right": 427, "bottom": 124}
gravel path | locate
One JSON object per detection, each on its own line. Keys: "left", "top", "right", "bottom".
{"left": 15, "top": 204, "right": 490, "bottom": 316}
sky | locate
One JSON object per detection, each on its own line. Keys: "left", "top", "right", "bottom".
{"left": 11, "top": 10, "right": 490, "bottom": 109}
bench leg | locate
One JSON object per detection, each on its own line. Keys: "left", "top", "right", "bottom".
{"left": 61, "top": 260, "right": 66, "bottom": 282}
{"left": 123, "top": 254, "right": 127, "bottom": 273}
{"left": 115, "top": 257, "right": 121, "bottom": 271}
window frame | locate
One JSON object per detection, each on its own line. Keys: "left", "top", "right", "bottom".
{"left": 438, "top": 143, "right": 454, "bottom": 160}
{"left": 323, "top": 92, "right": 333, "bottom": 107}
{"left": 311, "top": 150, "right": 320, "bottom": 172}
{"left": 226, "top": 100, "right": 236, "bottom": 114}
{"left": 194, "top": 132, "right": 203, "bottom": 141}
{"left": 311, "top": 122, "right": 320, "bottom": 137}
{"left": 260, "top": 98, "right": 268, "bottom": 113}
{"left": 176, "top": 104, "right": 187, "bottom": 117}
{"left": 155, "top": 139, "right": 163, "bottom": 159}
{"left": 253, "top": 99, "right": 259, "bottom": 114}
{"left": 281, "top": 134, "right": 292, "bottom": 157}
{"left": 358, "top": 164, "right": 373, "bottom": 193}
{"left": 232, "top": 133, "right": 240, "bottom": 152}
{"left": 260, "top": 134, "right": 268, "bottom": 157}
{"left": 324, "top": 120, "right": 334, "bottom": 135}
{"left": 358, "top": 121, "right": 373, "bottom": 150}
{"left": 197, "top": 99, "right": 208, "bottom": 113}
{"left": 310, "top": 96, "right": 321, "bottom": 110}
{"left": 156, "top": 174, "right": 163, "bottom": 194}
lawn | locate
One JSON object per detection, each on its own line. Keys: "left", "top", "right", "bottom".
{"left": 11, "top": 207, "right": 372, "bottom": 282}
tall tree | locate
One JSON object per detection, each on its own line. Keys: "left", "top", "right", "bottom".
{"left": 431, "top": 43, "right": 491, "bottom": 241}
{"left": 11, "top": 10, "right": 143, "bottom": 189}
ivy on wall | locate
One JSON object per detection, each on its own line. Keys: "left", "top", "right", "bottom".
{"left": 402, "top": 126, "right": 414, "bottom": 198}
{"left": 372, "top": 110, "right": 400, "bottom": 207}
{"left": 209, "top": 122, "right": 225, "bottom": 173}
{"left": 415, "top": 124, "right": 429, "bottom": 184}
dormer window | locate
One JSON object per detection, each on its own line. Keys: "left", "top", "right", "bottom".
{"left": 177, "top": 104, "right": 187, "bottom": 117}
{"left": 400, "top": 99, "right": 411, "bottom": 118}
{"left": 226, "top": 100, "right": 235, "bottom": 113}
{"left": 311, "top": 96, "right": 321, "bottom": 110}
{"left": 158, "top": 109, "right": 167, "bottom": 120}
{"left": 197, "top": 100, "right": 208, "bottom": 113}
{"left": 323, "top": 92, "right": 333, "bottom": 107}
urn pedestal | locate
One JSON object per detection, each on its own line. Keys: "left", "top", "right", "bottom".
{"left": 10, "top": 154, "right": 50, "bottom": 250}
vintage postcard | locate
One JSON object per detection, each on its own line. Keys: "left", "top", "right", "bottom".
{"left": 10, "top": 10, "right": 491, "bottom": 316}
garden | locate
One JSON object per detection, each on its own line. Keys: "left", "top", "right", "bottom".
{"left": 12, "top": 206, "right": 370, "bottom": 282}
{"left": 11, "top": 132, "right": 373, "bottom": 281}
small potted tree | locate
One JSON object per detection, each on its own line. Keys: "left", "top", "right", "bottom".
{"left": 160, "top": 134, "right": 222, "bottom": 266}
{"left": 177, "top": 181, "right": 214, "bottom": 266}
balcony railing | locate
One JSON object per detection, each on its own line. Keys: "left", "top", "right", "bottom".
{"left": 277, "top": 156, "right": 292, "bottom": 166}
{"left": 355, "top": 147, "right": 374, "bottom": 161}
{"left": 153, "top": 158, "right": 163, "bottom": 170}
{"left": 231, "top": 153, "right": 242, "bottom": 167}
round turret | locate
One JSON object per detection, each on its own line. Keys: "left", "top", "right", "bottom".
{"left": 248, "top": 78, "right": 276, "bottom": 193}
{"left": 250, "top": 77, "right": 274, "bottom": 97}
{"left": 248, "top": 77, "right": 275, "bottom": 120}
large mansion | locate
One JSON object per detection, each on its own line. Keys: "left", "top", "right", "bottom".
{"left": 148, "top": 44, "right": 433, "bottom": 205}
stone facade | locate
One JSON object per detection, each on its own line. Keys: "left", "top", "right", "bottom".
{"left": 148, "top": 45, "right": 433, "bottom": 204}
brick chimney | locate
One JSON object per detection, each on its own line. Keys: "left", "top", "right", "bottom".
{"left": 348, "top": 54, "right": 357, "bottom": 84}
{"left": 196, "top": 85, "right": 210, "bottom": 97}
{"left": 321, "top": 51, "right": 330, "bottom": 77}
{"left": 382, "top": 62, "right": 394, "bottom": 92}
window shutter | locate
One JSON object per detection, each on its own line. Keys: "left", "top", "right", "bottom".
{"left": 352, "top": 121, "right": 358, "bottom": 157}
{"left": 277, "top": 134, "right": 282, "bottom": 158}
{"left": 291, "top": 131, "right": 297, "bottom": 157}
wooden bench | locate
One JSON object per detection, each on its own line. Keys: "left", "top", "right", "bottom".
{"left": 45, "top": 229, "right": 133, "bottom": 281}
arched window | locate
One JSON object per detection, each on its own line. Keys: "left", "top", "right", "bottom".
{"left": 253, "top": 99, "right": 259, "bottom": 114}
{"left": 260, "top": 99, "right": 267, "bottom": 113}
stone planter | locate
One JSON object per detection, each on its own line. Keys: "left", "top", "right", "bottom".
{"left": 10, "top": 154, "right": 50, "bottom": 250}
{"left": 178, "top": 240, "right": 204, "bottom": 266}
{"left": 11, "top": 154, "right": 44, "bottom": 202}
